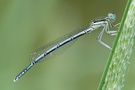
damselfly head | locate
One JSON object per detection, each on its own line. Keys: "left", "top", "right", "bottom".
{"left": 107, "top": 13, "right": 116, "bottom": 21}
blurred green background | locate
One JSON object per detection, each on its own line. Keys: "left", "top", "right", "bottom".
{"left": 1, "top": 0, "right": 135, "bottom": 90}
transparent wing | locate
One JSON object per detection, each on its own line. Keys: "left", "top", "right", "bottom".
{"left": 30, "top": 24, "right": 90, "bottom": 62}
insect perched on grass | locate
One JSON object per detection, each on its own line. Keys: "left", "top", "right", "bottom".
{"left": 14, "top": 13, "right": 119, "bottom": 82}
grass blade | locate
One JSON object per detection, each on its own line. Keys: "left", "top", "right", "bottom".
{"left": 98, "top": 0, "right": 135, "bottom": 89}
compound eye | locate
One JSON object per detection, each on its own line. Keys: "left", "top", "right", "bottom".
{"left": 108, "top": 13, "right": 116, "bottom": 21}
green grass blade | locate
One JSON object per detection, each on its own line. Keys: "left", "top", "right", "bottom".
{"left": 98, "top": 0, "right": 135, "bottom": 89}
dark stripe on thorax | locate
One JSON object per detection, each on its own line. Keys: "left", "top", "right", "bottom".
{"left": 93, "top": 18, "right": 106, "bottom": 23}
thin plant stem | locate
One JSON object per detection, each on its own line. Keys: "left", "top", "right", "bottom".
{"left": 98, "top": 0, "right": 135, "bottom": 89}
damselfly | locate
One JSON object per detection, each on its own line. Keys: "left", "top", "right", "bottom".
{"left": 13, "top": 13, "right": 119, "bottom": 82}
